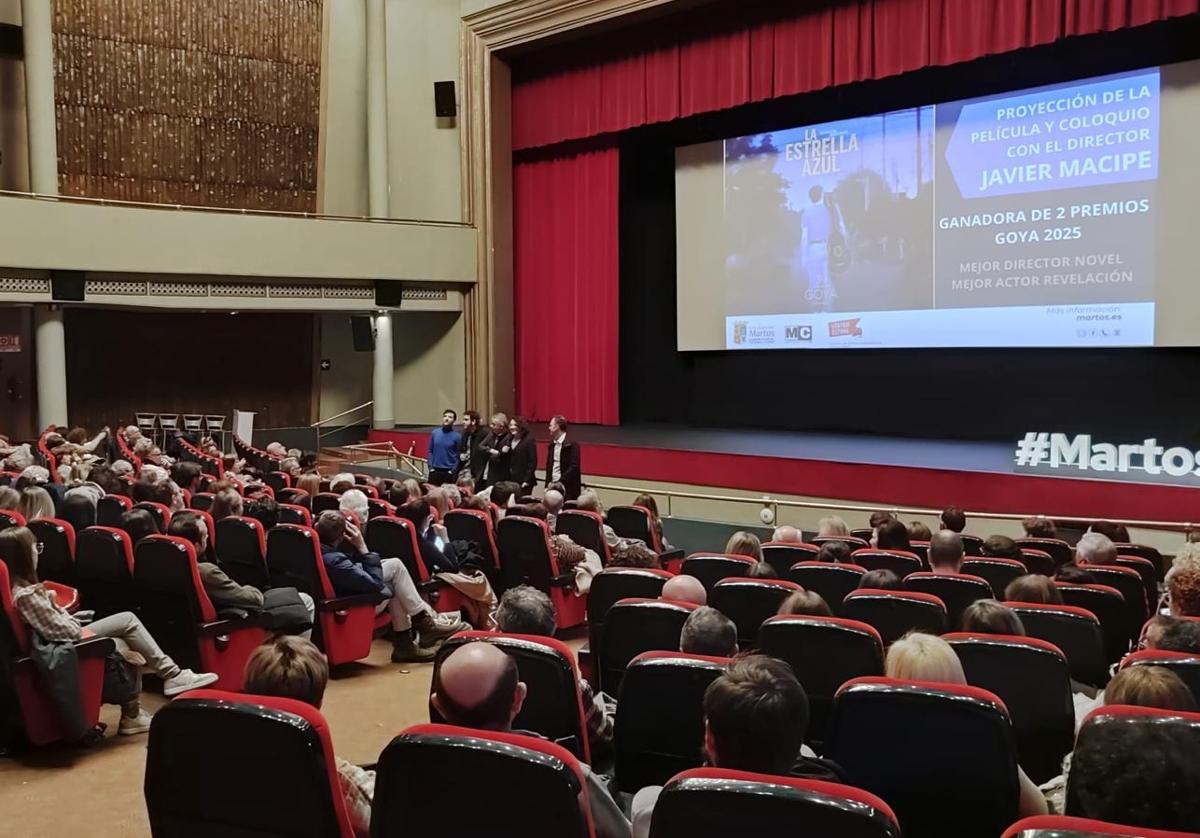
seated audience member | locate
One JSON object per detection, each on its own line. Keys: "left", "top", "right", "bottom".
{"left": 771, "top": 525, "right": 802, "bottom": 543}
{"left": 58, "top": 493, "right": 97, "bottom": 535}
{"left": 1167, "top": 568, "right": 1200, "bottom": 618}
{"left": 245, "top": 496, "right": 280, "bottom": 531}
{"left": 908, "top": 521, "right": 932, "bottom": 542}
{"left": 458, "top": 493, "right": 498, "bottom": 527}
{"left": 817, "top": 540, "right": 854, "bottom": 564}
{"left": 430, "top": 643, "right": 631, "bottom": 838}
{"left": 314, "top": 511, "right": 464, "bottom": 662}
{"left": 575, "top": 488, "right": 619, "bottom": 547}
{"left": 817, "top": 516, "right": 850, "bottom": 538}
{"left": 265, "top": 442, "right": 288, "bottom": 460}
{"left": 631, "top": 655, "right": 849, "bottom": 837}
{"left": 1167, "top": 542, "right": 1200, "bottom": 582}
{"left": 17, "top": 486, "right": 55, "bottom": 522}
{"left": 489, "top": 481, "right": 522, "bottom": 519}
{"left": 868, "top": 511, "right": 894, "bottom": 530}
{"left": 1023, "top": 516, "right": 1058, "bottom": 539}
{"left": 296, "top": 472, "right": 322, "bottom": 501}
{"left": 425, "top": 487, "right": 452, "bottom": 521}
{"left": 279, "top": 458, "right": 301, "bottom": 480}
{"left": 15, "top": 464, "right": 51, "bottom": 489}
{"left": 633, "top": 493, "right": 674, "bottom": 551}
{"left": 940, "top": 505, "right": 967, "bottom": 533}
{"left": 679, "top": 606, "right": 738, "bottom": 657}
{"left": 1075, "top": 532, "right": 1118, "bottom": 566}
{"left": 209, "top": 488, "right": 243, "bottom": 524}
{"left": 542, "top": 488, "right": 564, "bottom": 530}
{"left": 887, "top": 632, "right": 1046, "bottom": 817}
{"left": 171, "top": 462, "right": 203, "bottom": 497}
{"left": 777, "top": 590, "right": 833, "bottom": 617}
{"left": 1041, "top": 665, "right": 1199, "bottom": 818}
{"left": 0, "top": 526, "right": 217, "bottom": 733}
{"left": 121, "top": 508, "right": 160, "bottom": 544}
{"left": 495, "top": 585, "right": 614, "bottom": 757}
{"left": 243, "top": 636, "right": 374, "bottom": 837}
{"left": 872, "top": 518, "right": 911, "bottom": 551}
{"left": 928, "top": 531, "right": 964, "bottom": 574}
{"left": 167, "top": 513, "right": 264, "bottom": 610}
{"left": 132, "top": 476, "right": 174, "bottom": 508}
{"left": 960, "top": 600, "right": 1025, "bottom": 635}
{"left": 747, "top": 561, "right": 778, "bottom": 579}
{"left": 393, "top": 500, "right": 462, "bottom": 573}
{"left": 338, "top": 489, "right": 369, "bottom": 527}
{"left": 724, "top": 531, "right": 763, "bottom": 562}
{"left": 508, "top": 502, "right": 547, "bottom": 521}
{"left": 1089, "top": 520, "right": 1131, "bottom": 544}
{"left": 859, "top": 568, "right": 902, "bottom": 590}
{"left": 1138, "top": 614, "right": 1178, "bottom": 651}
{"left": 982, "top": 535, "right": 1025, "bottom": 561}
{"left": 442, "top": 484, "right": 462, "bottom": 511}
{"left": 609, "top": 541, "right": 660, "bottom": 569}
{"left": 1055, "top": 565, "right": 1098, "bottom": 585}
{"left": 661, "top": 574, "right": 707, "bottom": 606}
{"left": 0, "top": 486, "right": 19, "bottom": 511}
{"left": 1157, "top": 619, "right": 1200, "bottom": 654}
{"left": 329, "top": 473, "right": 355, "bottom": 495}
{"left": 1005, "top": 574, "right": 1064, "bottom": 605}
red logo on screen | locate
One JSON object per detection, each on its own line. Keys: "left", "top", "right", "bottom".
{"left": 828, "top": 318, "right": 863, "bottom": 338}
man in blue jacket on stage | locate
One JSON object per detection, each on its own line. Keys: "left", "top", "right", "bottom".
{"left": 428, "top": 408, "right": 462, "bottom": 486}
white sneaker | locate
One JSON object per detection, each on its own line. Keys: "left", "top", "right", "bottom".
{"left": 163, "top": 669, "right": 219, "bottom": 697}
{"left": 118, "top": 709, "right": 153, "bottom": 736}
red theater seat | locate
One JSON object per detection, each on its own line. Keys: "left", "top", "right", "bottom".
{"left": 1004, "top": 815, "right": 1200, "bottom": 838}
{"left": 373, "top": 724, "right": 596, "bottom": 838}
{"left": 945, "top": 632, "right": 1075, "bottom": 784}
{"left": 96, "top": 494, "right": 132, "bottom": 528}
{"left": 827, "top": 676, "right": 1018, "bottom": 838}
{"left": 1121, "top": 649, "right": 1200, "bottom": 704}
{"left": 444, "top": 508, "right": 499, "bottom": 567}
{"left": 1114, "top": 554, "right": 1158, "bottom": 614}
{"left": 758, "top": 615, "right": 884, "bottom": 746}
{"left": 1007, "top": 602, "right": 1107, "bottom": 687}
{"left": 0, "top": 509, "right": 25, "bottom": 531}
{"left": 430, "top": 631, "right": 591, "bottom": 763}
{"left": 1081, "top": 564, "right": 1146, "bottom": 645}
{"left": 133, "top": 501, "right": 172, "bottom": 532}
{"left": 680, "top": 553, "right": 756, "bottom": 593}
{"left": 1018, "top": 548, "right": 1056, "bottom": 577}
{"left": 960, "top": 533, "right": 986, "bottom": 556}
{"left": 366, "top": 516, "right": 462, "bottom": 615}
{"left": 264, "top": 471, "right": 291, "bottom": 494}
{"left": 852, "top": 549, "right": 924, "bottom": 578}
{"left": 497, "top": 515, "right": 587, "bottom": 630}
{"left": 75, "top": 525, "right": 137, "bottom": 618}
{"left": 614, "top": 651, "right": 728, "bottom": 793}
{"left": 607, "top": 504, "right": 662, "bottom": 551}
{"left": 1113, "top": 543, "right": 1164, "bottom": 577}
{"left": 188, "top": 491, "right": 215, "bottom": 512}
{"left": 266, "top": 524, "right": 380, "bottom": 665}
{"left": 813, "top": 534, "right": 869, "bottom": 550}
{"left": 1056, "top": 582, "right": 1129, "bottom": 663}
{"left": 1016, "top": 538, "right": 1073, "bottom": 568}
{"left": 27, "top": 517, "right": 76, "bottom": 587}
{"left": 599, "top": 597, "right": 698, "bottom": 696}
{"left": 133, "top": 535, "right": 267, "bottom": 691}
{"left": 904, "top": 572, "right": 993, "bottom": 629}
{"left": 787, "top": 561, "right": 866, "bottom": 616}
{"left": 555, "top": 509, "right": 612, "bottom": 566}
{"left": 276, "top": 487, "right": 310, "bottom": 508}
{"left": 214, "top": 516, "right": 269, "bottom": 590}
{"left": 312, "top": 492, "right": 342, "bottom": 515}
{"left": 586, "top": 566, "right": 671, "bottom": 669}
{"left": 962, "top": 557, "right": 1031, "bottom": 599}
{"left": 841, "top": 589, "right": 948, "bottom": 645}
{"left": 760, "top": 541, "right": 819, "bottom": 577}
{"left": 650, "top": 768, "right": 901, "bottom": 838}
{"left": 277, "top": 503, "right": 312, "bottom": 527}
{"left": 366, "top": 497, "right": 395, "bottom": 519}
{"left": 710, "top": 577, "right": 802, "bottom": 647}
{"left": 145, "top": 689, "right": 354, "bottom": 837}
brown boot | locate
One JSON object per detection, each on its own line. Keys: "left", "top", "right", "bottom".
{"left": 413, "top": 611, "right": 468, "bottom": 647}
{"left": 391, "top": 630, "right": 437, "bottom": 663}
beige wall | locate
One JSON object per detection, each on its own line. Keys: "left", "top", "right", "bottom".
{"left": 319, "top": 310, "right": 466, "bottom": 425}
{"left": 318, "top": 0, "right": 370, "bottom": 216}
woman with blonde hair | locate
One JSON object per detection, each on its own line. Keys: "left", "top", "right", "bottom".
{"left": 295, "top": 472, "right": 321, "bottom": 504}
{"left": 817, "top": 516, "right": 850, "bottom": 538}
{"left": 633, "top": 492, "right": 674, "bottom": 551}
{"left": 725, "top": 530, "right": 763, "bottom": 562}
{"left": 17, "top": 486, "right": 55, "bottom": 523}
{"left": 887, "top": 632, "right": 1047, "bottom": 818}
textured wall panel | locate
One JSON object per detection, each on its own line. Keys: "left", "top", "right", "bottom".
{"left": 53, "top": 0, "right": 321, "bottom": 212}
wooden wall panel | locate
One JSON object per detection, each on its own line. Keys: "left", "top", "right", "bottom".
{"left": 64, "top": 309, "right": 316, "bottom": 432}
{"left": 52, "top": 0, "right": 321, "bottom": 212}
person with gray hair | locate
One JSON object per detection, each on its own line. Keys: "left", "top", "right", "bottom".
{"left": 680, "top": 606, "right": 738, "bottom": 657}
{"left": 928, "top": 530, "right": 965, "bottom": 574}
{"left": 771, "top": 525, "right": 802, "bottom": 543}
{"left": 339, "top": 488, "right": 370, "bottom": 525}
{"left": 1076, "top": 531, "right": 1118, "bottom": 566}
{"left": 577, "top": 488, "right": 621, "bottom": 549}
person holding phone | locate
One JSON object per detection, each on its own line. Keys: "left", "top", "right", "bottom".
{"left": 394, "top": 500, "right": 461, "bottom": 574}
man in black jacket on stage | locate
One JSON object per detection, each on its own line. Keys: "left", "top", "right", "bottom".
{"left": 543, "top": 414, "right": 581, "bottom": 500}
{"left": 459, "top": 410, "right": 489, "bottom": 483}
{"left": 476, "top": 412, "right": 511, "bottom": 491}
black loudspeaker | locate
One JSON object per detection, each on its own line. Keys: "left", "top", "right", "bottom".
{"left": 350, "top": 315, "right": 374, "bottom": 352}
{"left": 50, "top": 270, "right": 85, "bottom": 302}
{"left": 434, "top": 80, "right": 457, "bottom": 118}
{"left": 375, "top": 281, "right": 404, "bottom": 308}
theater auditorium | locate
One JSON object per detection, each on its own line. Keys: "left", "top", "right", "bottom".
{"left": 2, "top": 1, "right": 1200, "bottom": 836}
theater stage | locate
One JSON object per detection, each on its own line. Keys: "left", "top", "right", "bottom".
{"left": 366, "top": 424, "right": 1196, "bottom": 524}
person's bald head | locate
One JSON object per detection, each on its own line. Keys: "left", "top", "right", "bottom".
{"left": 431, "top": 642, "right": 525, "bottom": 731}
{"left": 543, "top": 489, "right": 564, "bottom": 514}
{"left": 928, "top": 530, "right": 964, "bottom": 573}
{"left": 771, "top": 525, "right": 801, "bottom": 544}
{"left": 663, "top": 574, "right": 707, "bottom": 606}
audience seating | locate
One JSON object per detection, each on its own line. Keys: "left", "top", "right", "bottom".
{"left": 96, "top": 494, "right": 133, "bottom": 528}
{"left": 904, "top": 572, "right": 993, "bottom": 628}
{"left": 1056, "top": 583, "right": 1129, "bottom": 663}
{"left": 812, "top": 534, "right": 869, "bottom": 550}
{"left": 787, "top": 561, "right": 866, "bottom": 615}
{"left": 1016, "top": 538, "right": 1072, "bottom": 568}
{"left": 431, "top": 631, "right": 590, "bottom": 763}
{"left": 649, "top": 768, "right": 901, "bottom": 838}
{"left": 614, "top": 651, "right": 729, "bottom": 793}
{"left": 758, "top": 615, "right": 884, "bottom": 745}
{"left": 277, "top": 503, "right": 312, "bottom": 527}
{"left": 0, "top": 562, "right": 112, "bottom": 746}
{"left": 945, "top": 632, "right": 1075, "bottom": 784}
{"left": 264, "top": 471, "right": 290, "bottom": 494}
{"left": 908, "top": 540, "right": 930, "bottom": 563}
{"left": 497, "top": 515, "right": 587, "bottom": 630}
{"left": 1113, "top": 543, "right": 1164, "bottom": 578}
{"left": 266, "top": 524, "right": 380, "bottom": 665}
{"left": 373, "top": 724, "right": 595, "bottom": 838}
{"left": 312, "top": 492, "right": 342, "bottom": 515}
{"left": 214, "top": 516, "right": 269, "bottom": 590}
{"left": 1007, "top": 602, "right": 1107, "bottom": 686}
{"left": 827, "top": 676, "right": 1018, "bottom": 838}
{"left": 586, "top": 567, "right": 671, "bottom": 670}
{"left": 0, "top": 509, "right": 24, "bottom": 531}
{"left": 962, "top": 557, "right": 1028, "bottom": 598}
{"left": 75, "top": 526, "right": 138, "bottom": 618}
{"left": 555, "top": 509, "right": 613, "bottom": 566}
{"left": 599, "top": 597, "right": 697, "bottom": 696}
{"left": 1114, "top": 554, "right": 1158, "bottom": 615}
{"left": 607, "top": 504, "right": 663, "bottom": 551}
{"left": 1003, "top": 815, "right": 1200, "bottom": 838}
{"left": 1121, "top": 649, "right": 1200, "bottom": 702}
{"left": 27, "top": 517, "right": 76, "bottom": 586}
{"left": 852, "top": 549, "right": 924, "bottom": 578}
{"left": 760, "top": 541, "right": 819, "bottom": 578}
{"left": 960, "top": 533, "right": 986, "bottom": 556}
{"left": 133, "top": 535, "right": 267, "bottom": 691}
{"left": 1083, "top": 565, "right": 1146, "bottom": 645}
{"left": 133, "top": 501, "right": 172, "bottom": 532}
{"left": 276, "top": 488, "right": 310, "bottom": 508}
{"left": 1018, "top": 548, "right": 1055, "bottom": 576}
{"left": 188, "top": 492, "right": 215, "bottom": 512}
{"left": 679, "top": 553, "right": 756, "bottom": 593}
{"left": 840, "top": 589, "right": 948, "bottom": 645}
{"left": 444, "top": 508, "right": 499, "bottom": 568}
{"left": 709, "top": 577, "right": 802, "bottom": 648}
{"left": 366, "top": 516, "right": 462, "bottom": 615}
{"left": 145, "top": 689, "right": 354, "bottom": 837}
{"left": 1066, "top": 706, "right": 1200, "bottom": 831}
{"left": 366, "top": 498, "right": 395, "bottom": 519}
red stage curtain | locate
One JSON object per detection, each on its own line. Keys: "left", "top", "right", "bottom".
{"left": 511, "top": 0, "right": 1199, "bottom": 150}
{"left": 513, "top": 147, "right": 620, "bottom": 425}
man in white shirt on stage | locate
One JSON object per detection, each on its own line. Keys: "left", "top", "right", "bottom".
{"left": 543, "top": 414, "right": 581, "bottom": 500}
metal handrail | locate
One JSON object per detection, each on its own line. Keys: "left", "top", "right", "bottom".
{"left": 341, "top": 442, "right": 427, "bottom": 478}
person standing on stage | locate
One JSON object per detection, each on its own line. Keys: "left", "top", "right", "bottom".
{"left": 544, "top": 415, "right": 581, "bottom": 501}
{"left": 458, "top": 410, "right": 488, "bottom": 482}
{"left": 476, "top": 412, "right": 511, "bottom": 491}
{"left": 801, "top": 185, "right": 837, "bottom": 312}
{"left": 427, "top": 409, "right": 462, "bottom": 486}
{"left": 507, "top": 416, "right": 538, "bottom": 497}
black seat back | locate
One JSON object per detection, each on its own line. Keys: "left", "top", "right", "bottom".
{"left": 555, "top": 510, "right": 611, "bottom": 565}
{"left": 962, "top": 558, "right": 1027, "bottom": 599}
{"left": 75, "top": 526, "right": 137, "bottom": 618}
{"left": 96, "top": 494, "right": 131, "bottom": 528}
{"left": 1056, "top": 583, "right": 1129, "bottom": 664}
{"left": 1122, "top": 650, "right": 1200, "bottom": 705}
{"left": 600, "top": 598, "right": 697, "bottom": 696}
{"left": 133, "top": 535, "right": 209, "bottom": 672}
{"left": 710, "top": 578, "right": 802, "bottom": 648}
{"left": 852, "top": 549, "right": 924, "bottom": 578}
{"left": 586, "top": 567, "right": 670, "bottom": 665}
{"left": 28, "top": 518, "right": 75, "bottom": 586}
{"left": 1084, "top": 565, "right": 1146, "bottom": 646}
{"left": 607, "top": 505, "right": 655, "bottom": 546}
{"left": 1015, "top": 538, "right": 1073, "bottom": 568}
{"left": 1008, "top": 602, "right": 1107, "bottom": 687}
{"left": 497, "top": 515, "right": 557, "bottom": 594}
{"left": 444, "top": 509, "right": 498, "bottom": 567}
{"left": 266, "top": 524, "right": 327, "bottom": 600}
{"left": 903, "top": 573, "right": 993, "bottom": 629}
{"left": 366, "top": 516, "right": 429, "bottom": 583}
{"left": 960, "top": 534, "right": 985, "bottom": 557}
{"left": 760, "top": 542, "right": 819, "bottom": 578}
{"left": 215, "top": 516, "right": 268, "bottom": 590}
{"left": 840, "top": 589, "right": 947, "bottom": 645}
{"left": 680, "top": 554, "right": 756, "bottom": 593}
{"left": 787, "top": 562, "right": 865, "bottom": 615}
